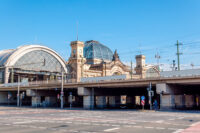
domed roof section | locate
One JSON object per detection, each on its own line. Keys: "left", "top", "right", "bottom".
{"left": 0, "top": 49, "right": 16, "bottom": 66}
{"left": 0, "top": 45, "right": 67, "bottom": 73}
{"left": 84, "top": 40, "right": 113, "bottom": 61}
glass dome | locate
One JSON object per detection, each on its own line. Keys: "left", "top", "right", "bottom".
{"left": 84, "top": 40, "right": 113, "bottom": 61}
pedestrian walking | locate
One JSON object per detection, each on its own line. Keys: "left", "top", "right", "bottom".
{"left": 153, "top": 100, "right": 158, "bottom": 111}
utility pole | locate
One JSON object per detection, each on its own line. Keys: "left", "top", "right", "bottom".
{"left": 131, "top": 60, "right": 133, "bottom": 79}
{"left": 91, "top": 88, "right": 94, "bottom": 110}
{"left": 175, "top": 40, "right": 182, "bottom": 71}
{"left": 17, "top": 75, "right": 20, "bottom": 107}
{"left": 60, "top": 71, "right": 64, "bottom": 109}
{"left": 147, "top": 82, "right": 153, "bottom": 110}
{"left": 76, "top": 21, "right": 79, "bottom": 41}
{"left": 155, "top": 52, "right": 161, "bottom": 67}
{"left": 149, "top": 82, "right": 152, "bottom": 110}
{"left": 81, "top": 57, "right": 84, "bottom": 78}
{"left": 172, "top": 60, "right": 176, "bottom": 71}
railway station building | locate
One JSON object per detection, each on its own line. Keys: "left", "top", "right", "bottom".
{"left": 2, "top": 40, "right": 197, "bottom": 110}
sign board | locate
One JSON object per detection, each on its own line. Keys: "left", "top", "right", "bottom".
{"left": 148, "top": 91, "right": 154, "bottom": 97}
{"left": 3, "top": 82, "right": 29, "bottom": 87}
{"left": 26, "top": 89, "right": 36, "bottom": 96}
{"left": 8, "top": 92, "right": 12, "bottom": 99}
{"left": 141, "top": 96, "right": 145, "bottom": 106}
{"left": 141, "top": 100, "right": 145, "bottom": 106}
{"left": 57, "top": 94, "right": 60, "bottom": 99}
{"left": 81, "top": 74, "right": 126, "bottom": 82}
{"left": 141, "top": 96, "right": 145, "bottom": 100}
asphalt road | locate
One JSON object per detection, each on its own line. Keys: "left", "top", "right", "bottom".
{"left": 0, "top": 107, "right": 200, "bottom": 133}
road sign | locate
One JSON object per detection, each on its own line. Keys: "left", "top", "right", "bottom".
{"left": 148, "top": 91, "right": 154, "bottom": 97}
{"left": 8, "top": 92, "right": 12, "bottom": 99}
{"left": 57, "top": 94, "right": 60, "bottom": 99}
{"left": 141, "top": 96, "right": 145, "bottom": 100}
{"left": 141, "top": 100, "right": 145, "bottom": 106}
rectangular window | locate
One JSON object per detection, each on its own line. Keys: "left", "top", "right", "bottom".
{"left": 0, "top": 71, "right": 4, "bottom": 84}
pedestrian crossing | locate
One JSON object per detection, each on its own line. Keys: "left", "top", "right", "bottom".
{"left": 0, "top": 107, "right": 200, "bottom": 133}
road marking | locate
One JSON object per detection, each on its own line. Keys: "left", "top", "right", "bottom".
{"left": 124, "top": 125, "right": 132, "bottom": 127}
{"left": 104, "top": 127, "right": 120, "bottom": 132}
{"left": 145, "top": 126, "right": 154, "bottom": 129}
{"left": 156, "top": 127, "right": 165, "bottom": 130}
{"left": 190, "top": 121, "right": 200, "bottom": 126}
{"left": 111, "top": 125, "right": 120, "bottom": 127}
{"left": 133, "top": 126, "right": 142, "bottom": 128}
{"left": 102, "top": 124, "right": 110, "bottom": 126}
{"left": 172, "top": 129, "right": 184, "bottom": 133}
{"left": 38, "top": 127, "right": 47, "bottom": 129}
{"left": 65, "top": 122, "right": 72, "bottom": 124}
{"left": 93, "top": 124, "right": 100, "bottom": 126}
{"left": 155, "top": 120, "right": 164, "bottom": 123}
{"left": 13, "top": 121, "right": 32, "bottom": 124}
{"left": 168, "top": 128, "right": 178, "bottom": 130}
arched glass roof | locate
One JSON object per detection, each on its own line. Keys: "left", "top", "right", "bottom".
{"left": 0, "top": 49, "right": 15, "bottom": 66}
{"left": 0, "top": 45, "right": 67, "bottom": 73}
{"left": 84, "top": 40, "right": 113, "bottom": 61}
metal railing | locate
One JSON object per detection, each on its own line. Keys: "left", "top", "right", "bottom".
{"left": 2, "top": 70, "right": 200, "bottom": 88}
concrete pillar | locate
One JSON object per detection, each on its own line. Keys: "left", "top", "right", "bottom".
{"left": 108, "top": 96, "right": 116, "bottom": 108}
{"left": 185, "top": 95, "right": 195, "bottom": 108}
{"left": 175, "top": 95, "right": 185, "bottom": 109}
{"left": 32, "top": 96, "right": 41, "bottom": 107}
{"left": 126, "top": 96, "right": 134, "bottom": 107}
{"left": 196, "top": 95, "right": 200, "bottom": 107}
{"left": 96, "top": 96, "right": 106, "bottom": 109}
{"left": 83, "top": 96, "right": 94, "bottom": 109}
{"left": 115, "top": 96, "right": 121, "bottom": 108}
{"left": 160, "top": 94, "right": 175, "bottom": 110}
{"left": 45, "top": 97, "right": 56, "bottom": 107}
{"left": 0, "top": 92, "right": 17, "bottom": 105}
{"left": 0, "top": 92, "right": 8, "bottom": 105}
{"left": 4, "top": 67, "right": 10, "bottom": 84}
{"left": 156, "top": 83, "right": 176, "bottom": 110}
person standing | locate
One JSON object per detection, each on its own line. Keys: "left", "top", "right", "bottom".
{"left": 153, "top": 100, "right": 158, "bottom": 111}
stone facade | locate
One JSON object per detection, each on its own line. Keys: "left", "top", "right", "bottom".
{"left": 67, "top": 40, "right": 159, "bottom": 82}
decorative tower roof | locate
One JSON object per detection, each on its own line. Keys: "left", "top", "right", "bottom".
{"left": 112, "top": 50, "right": 120, "bottom": 61}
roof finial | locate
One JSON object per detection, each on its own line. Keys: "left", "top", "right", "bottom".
{"left": 139, "top": 43, "right": 142, "bottom": 55}
{"left": 76, "top": 21, "right": 79, "bottom": 41}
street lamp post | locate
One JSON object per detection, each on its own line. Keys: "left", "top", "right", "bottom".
{"left": 17, "top": 75, "right": 20, "bottom": 107}
{"left": 60, "top": 71, "right": 64, "bottom": 109}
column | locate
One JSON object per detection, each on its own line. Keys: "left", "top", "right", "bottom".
{"left": 185, "top": 95, "right": 195, "bottom": 108}
{"left": 126, "top": 96, "right": 134, "bottom": 108}
{"left": 78, "top": 87, "right": 95, "bottom": 109}
{"left": 175, "top": 95, "right": 185, "bottom": 109}
{"left": 83, "top": 96, "right": 94, "bottom": 109}
{"left": 32, "top": 96, "right": 41, "bottom": 107}
{"left": 0, "top": 92, "right": 8, "bottom": 104}
{"left": 4, "top": 67, "right": 10, "bottom": 84}
{"left": 156, "top": 83, "right": 176, "bottom": 110}
{"left": 108, "top": 96, "right": 116, "bottom": 108}
{"left": 96, "top": 96, "right": 106, "bottom": 109}
{"left": 160, "top": 94, "right": 175, "bottom": 109}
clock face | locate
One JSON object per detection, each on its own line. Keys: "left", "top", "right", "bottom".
{"left": 79, "top": 49, "right": 82, "bottom": 53}
{"left": 73, "top": 49, "right": 76, "bottom": 54}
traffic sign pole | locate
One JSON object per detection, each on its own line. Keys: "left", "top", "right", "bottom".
{"left": 149, "top": 82, "right": 152, "bottom": 110}
{"left": 141, "top": 96, "right": 145, "bottom": 110}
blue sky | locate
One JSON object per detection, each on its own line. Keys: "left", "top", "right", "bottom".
{"left": 0, "top": 0, "right": 200, "bottom": 70}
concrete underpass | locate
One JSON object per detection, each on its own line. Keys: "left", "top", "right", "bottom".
{"left": 1, "top": 80, "right": 200, "bottom": 111}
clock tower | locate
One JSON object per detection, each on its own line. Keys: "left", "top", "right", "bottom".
{"left": 135, "top": 55, "right": 146, "bottom": 78}
{"left": 69, "top": 41, "right": 86, "bottom": 82}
